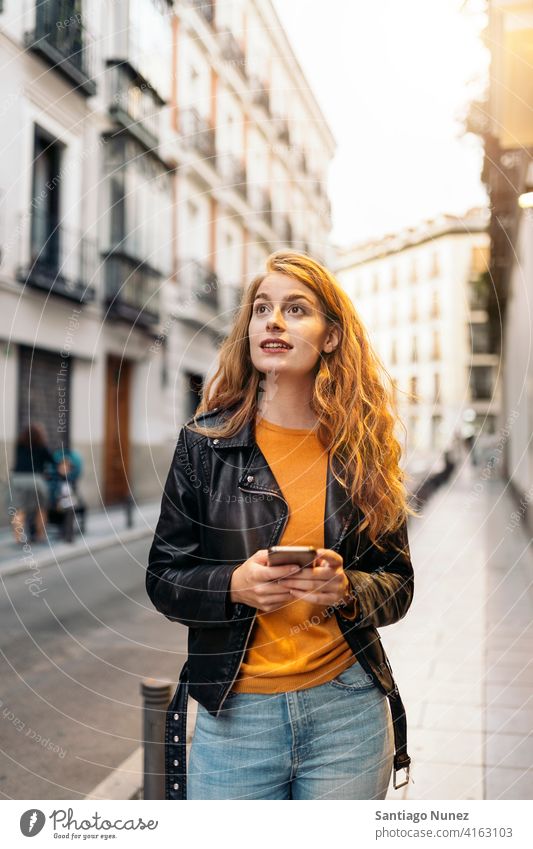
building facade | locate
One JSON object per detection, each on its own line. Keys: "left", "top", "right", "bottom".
{"left": 0, "top": 0, "right": 335, "bottom": 521}
{"left": 335, "top": 210, "right": 499, "bottom": 468}
{"left": 471, "top": 0, "right": 533, "bottom": 528}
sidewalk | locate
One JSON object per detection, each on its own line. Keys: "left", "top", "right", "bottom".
{"left": 0, "top": 499, "right": 161, "bottom": 579}
{"left": 383, "top": 461, "right": 533, "bottom": 800}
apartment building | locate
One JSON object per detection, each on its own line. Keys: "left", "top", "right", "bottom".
{"left": 335, "top": 210, "right": 499, "bottom": 465}
{"left": 0, "top": 0, "right": 335, "bottom": 518}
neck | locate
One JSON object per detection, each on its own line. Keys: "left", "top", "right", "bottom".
{"left": 256, "top": 373, "right": 318, "bottom": 429}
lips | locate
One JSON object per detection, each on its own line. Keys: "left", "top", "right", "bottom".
{"left": 260, "top": 339, "right": 293, "bottom": 350}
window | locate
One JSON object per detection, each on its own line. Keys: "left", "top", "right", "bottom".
{"left": 430, "top": 290, "right": 440, "bottom": 319}
{"left": 409, "top": 375, "right": 418, "bottom": 404}
{"left": 470, "top": 366, "right": 493, "bottom": 400}
{"left": 434, "top": 372, "right": 440, "bottom": 402}
{"left": 30, "top": 125, "right": 63, "bottom": 274}
{"left": 432, "top": 330, "right": 441, "bottom": 360}
{"left": 470, "top": 323, "right": 490, "bottom": 354}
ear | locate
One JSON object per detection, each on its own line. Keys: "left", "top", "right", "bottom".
{"left": 323, "top": 323, "right": 340, "bottom": 354}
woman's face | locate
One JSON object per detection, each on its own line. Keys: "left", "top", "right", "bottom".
{"left": 248, "top": 272, "right": 338, "bottom": 378}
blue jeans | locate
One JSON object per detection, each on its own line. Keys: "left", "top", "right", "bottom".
{"left": 187, "top": 660, "right": 394, "bottom": 799}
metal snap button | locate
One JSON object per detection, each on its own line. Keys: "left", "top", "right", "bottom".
{"left": 173, "top": 783, "right": 179, "bottom": 790}
{"left": 247, "top": 475, "right": 254, "bottom": 482}
{"left": 173, "top": 735, "right": 179, "bottom": 742}
{"left": 173, "top": 759, "right": 179, "bottom": 767}
{"left": 173, "top": 713, "right": 179, "bottom": 720}
{"left": 213, "top": 438, "right": 219, "bottom": 445}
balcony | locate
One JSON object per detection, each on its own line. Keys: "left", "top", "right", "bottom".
{"left": 218, "top": 152, "right": 247, "bottom": 197}
{"left": 248, "top": 185, "right": 272, "bottom": 227}
{"left": 293, "top": 147, "right": 308, "bottom": 174}
{"left": 218, "top": 31, "right": 246, "bottom": 74}
{"left": 249, "top": 75, "right": 270, "bottom": 114}
{"left": 178, "top": 259, "right": 219, "bottom": 319}
{"left": 107, "top": 62, "right": 160, "bottom": 149}
{"left": 275, "top": 214, "right": 293, "bottom": 245}
{"left": 189, "top": 0, "right": 215, "bottom": 26}
{"left": 180, "top": 108, "right": 216, "bottom": 163}
{"left": 103, "top": 252, "right": 160, "bottom": 330}
{"left": 272, "top": 115, "right": 290, "bottom": 145}
{"left": 468, "top": 272, "right": 490, "bottom": 311}
{"left": 16, "top": 212, "right": 96, "bottom": 304}
{"left": 24, "top": 0, "right": 96, "bottom": 96}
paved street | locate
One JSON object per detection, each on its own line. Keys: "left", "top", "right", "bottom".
{"left": 0, "top": 535, "right": 187, "bottom": 799}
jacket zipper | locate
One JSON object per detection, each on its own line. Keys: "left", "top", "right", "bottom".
{"left": 216, "top": 486, "right": 290, "bottom": 716}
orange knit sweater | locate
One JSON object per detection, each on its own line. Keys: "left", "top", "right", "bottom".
{"left": 231, "top": 417, "right": 357, "bottom": 694}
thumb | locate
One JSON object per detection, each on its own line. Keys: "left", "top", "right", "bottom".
{"left": 255, "top": 549, "right": 270, "bottom": 564}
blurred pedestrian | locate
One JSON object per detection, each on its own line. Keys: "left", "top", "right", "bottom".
{"left": 9, "top": 422, "right": 54, "bottom": 543}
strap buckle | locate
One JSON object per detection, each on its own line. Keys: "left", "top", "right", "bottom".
{"left": 393, "top": 763, "right": 410, "bottom": 789}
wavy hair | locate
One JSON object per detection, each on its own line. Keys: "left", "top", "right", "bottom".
{"left": 187, "top": 250, "right": 416, "bottom": 551}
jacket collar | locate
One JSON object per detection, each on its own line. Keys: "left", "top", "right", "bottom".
{"left": 199, "top": 406, "right": 363, "bottom": 553}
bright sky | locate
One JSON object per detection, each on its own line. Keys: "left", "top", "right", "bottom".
{"left": 273, "top": 0, "right": 490, "bottom": 247}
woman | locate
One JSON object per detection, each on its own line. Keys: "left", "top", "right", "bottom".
{"left": 146, "top": 251, "right": 416, "bottom": 800}
{"left": 10, "top": 422, "right": 54, "bottom": 543}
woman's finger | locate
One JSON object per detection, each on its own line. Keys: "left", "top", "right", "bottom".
{"left": 288, "top": 588, "right": 337, "bottom": 604}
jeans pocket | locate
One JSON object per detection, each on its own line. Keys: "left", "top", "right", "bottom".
{"left": 329, "top": 660, "right": 377, "bottom": 692}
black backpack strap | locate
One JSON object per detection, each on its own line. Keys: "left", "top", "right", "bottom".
{"left": 165, "top": 661, "right": 189, "bottom": 800}
{"left": 387, "top": 688, "right": 411, "bottom": 789}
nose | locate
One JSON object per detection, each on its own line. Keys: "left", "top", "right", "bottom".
{"left": 266, "top": 305, "right": 285, "bottom": 330}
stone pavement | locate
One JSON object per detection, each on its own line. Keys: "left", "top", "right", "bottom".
{"left": 384, "top": 461, "right": 533, "bottom": 800}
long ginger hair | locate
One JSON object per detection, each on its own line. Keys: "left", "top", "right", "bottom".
{"left": 187, "top": 250, "right": 416, "bottom": 551}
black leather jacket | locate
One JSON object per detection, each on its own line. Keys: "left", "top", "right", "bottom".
{"left": 146, "top": 406, "right": 414, "bottom": 799}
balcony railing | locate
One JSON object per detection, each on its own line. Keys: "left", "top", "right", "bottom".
{"left": 16, "top": 212, "right": 96, "bottom": 304}
{"left": 190, "top": 0, "right": 215, "bottom": 25}
{"left": 272, "top": 115, "right": 290, "bottom": 145}
{"left": 293, "top": 147, "right": 307, "bottom": 174}
{"left": 107, "top": 62, "right": 160, "bottom": 148}
{"left": 178, "top": 259, "right": 219, "bottom": 314}
{"left": 274, "top": 214, "right": 293, "bottom": 245}
{"left": 248, "top": 185, "right": 272, "bottom": 227}
{"left": 24, "top": 0, "right": 96, "bottom": 96}
{"left": 103, "top": 252, "right": 160, "bottom": 329}
{"left": 468, "top": 273, "right": 490, "bottom": 311}
{"left": 180, "top": 108, "right": 216, "bottom": 163}
{"left": 218, "top": 31, "right": 246, "bottom": 74}
{"left": 249, "top": 75, "right": 270, "bottom": 113}
{"left": 218, "top": 152, "right": 247, "bottom": 197}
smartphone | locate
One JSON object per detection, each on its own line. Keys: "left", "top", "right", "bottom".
{"left": 267, "top": 546, "right": 317, "bottom": 570}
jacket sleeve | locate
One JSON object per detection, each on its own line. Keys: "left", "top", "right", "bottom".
{"left": 146, "top": 426, "right": 243, "bottom": 628}
{"left": 343, "top": 519, "right": 414, "bottom": 629}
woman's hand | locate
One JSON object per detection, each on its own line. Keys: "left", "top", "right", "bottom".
{"left": 277, "top": 548, "right": 353, "bottom": 608}
{"left": 229, "top": 549, "right": 302, "bottom": 613}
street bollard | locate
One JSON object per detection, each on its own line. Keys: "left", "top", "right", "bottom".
{"left": 125, "top": 493, "right": 134, "bottom": 529}
{"left": 63, "top": 507, "right": 75, "bottom": 543}
{"left": 141, "top": 678, "right": 173, "bottom": 800}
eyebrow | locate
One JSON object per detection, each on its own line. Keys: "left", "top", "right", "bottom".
{"left": 253, "top": 291, "right": 316, "bottom": 306}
